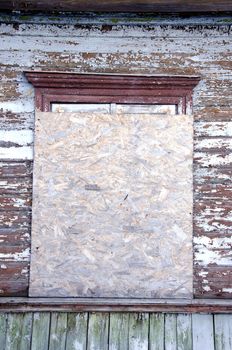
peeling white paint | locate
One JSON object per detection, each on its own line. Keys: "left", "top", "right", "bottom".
{"left": 194, "top": 236, "right": 232, "bottom": 249}
{"left": 0, "top": 248, "right": 30, "bottom": 261}
{"left": 195, "top": 122, "right": 232, "bottom": 137}
{"left": 195, "top": 249, "right": 232, "bottom": 266}
{"left": 203, "top": 285, "right": 211, "bottom": 292}
{"left": 0, "top": 16, "right": 231, "bottom": 296}
{"left": 0, "top": 146, "right": 33, "bottom": 160}
{"left": 0, "top": 99, "right": 34, "bottom": 113}
{"left": 0, "top": 129, "right": 33, "bottom": 145}
{"left": 195, "top": 152, "right": 232, "bottom": 167}
{"left": 199, "top": 271, "right": 208, "bottom": 277}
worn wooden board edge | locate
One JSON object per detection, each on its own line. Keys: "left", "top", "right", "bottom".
{"left": 1, "top": 0, "right": 232, "bottom": 13}
{"left": 1, "top": 298, "right": 232, "bottom": 313}
{"left": 0, "top": 13, "right": 232, "bottom": 26}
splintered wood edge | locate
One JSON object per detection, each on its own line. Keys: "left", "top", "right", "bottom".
{"left": 0, "top": 298, "right": 232, "bottom": 313}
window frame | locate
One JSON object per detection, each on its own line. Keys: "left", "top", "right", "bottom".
{"left": 24, "top": 71, "right": 201, "bottom": 308}
{"left": 25, "top": 72, "right": 200, "bottom": 114}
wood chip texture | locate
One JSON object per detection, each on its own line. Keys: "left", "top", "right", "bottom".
{"left": 29, "top": 112, "right": 193, "bottom": 298}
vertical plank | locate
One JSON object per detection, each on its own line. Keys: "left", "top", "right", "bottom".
{"left": 128, "top": 313, "right": 149, "bottom": 350}
{"left": 149, "top": 313, "right": 164, "bottom": 350}
{"left": 49, "top": 312, "right": 67, "bottom": 350}
{"left": 192, "top": 314, "right": 214, "bottom": 350}
{"left": 214, "top": 314, "right": 232, "bottom": 350}
{"left": 109, "top": 313, "right": 129, "bottom": 350}
{"left": 0, "top": 313, "right": 7, "bottom": 349}
{"left": 66, "top": 313, "right": 88, "bottom": 350}
{"left": 5, "top": 312, "right": 32, "bottom": 350}
{"left": 87, "top": 312, "right": 109, "bottom": 350}
{"left": 31, "top": 312, "right": 50, "bottom": 350}
{"left": 177, "top": 314, "right": 192, "bottom": 350}
{"left": 164, "top": 314, "right": 177, "bottom": 350}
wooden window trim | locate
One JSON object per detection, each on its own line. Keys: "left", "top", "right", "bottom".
{"left": 24, "top": 71, "right": 201, "bottom": 310}
{"left": 1, "top": 297, "right": 232, "bottom": 313}
{"left": 25, "top": 72, "right": 200, "bottom": 114}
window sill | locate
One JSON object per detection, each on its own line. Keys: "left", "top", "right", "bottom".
{"left": 0, "top": 297, "right": 232, "bottom": 313}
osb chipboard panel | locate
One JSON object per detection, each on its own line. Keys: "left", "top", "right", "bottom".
{"left": 30, "top": 112, "right": 193, "bottom": 298}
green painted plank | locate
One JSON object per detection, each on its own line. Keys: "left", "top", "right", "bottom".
{"left": 128, "top": 313, "right": 149, "bottom": 350}
{"left": 192, "top": 314, "right": 214, "bottom": 350}
{"left": 177, "top": 314, "right": 192, "bottom": 350}
{"left": 49, "top": 312, "right": 67, "bottom": 350}
{"left": 87, "top": 312, "right": 109, "bottom": 350}
{"left": 149, "top": 313, "right": 164, "bottom": 350}
{"left": 0, "top": 313, "right": 7, "bottom": 349}
{"left": 164, "top": 314, "right": 177, "bottom": 350}
{"left": 109, "top": 313, "right": 129, "bottom": 350}
{"left": 66, "top": 313, "right": 88, "bottom": 350}
{"left": 31, "top": 312, "right": 50, "bottom": 350}
{"left": 5, "top": 313, "right": 32, "bottom": 350}
{"left": 214, "top": 314, "right": 232, "bottom": 350}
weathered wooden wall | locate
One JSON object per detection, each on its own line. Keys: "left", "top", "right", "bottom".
{"left": 0, "top": 13, "right": 232, "bottom": 298}
{"left": 1, "top": 311, "right": 232, "bottom": 350}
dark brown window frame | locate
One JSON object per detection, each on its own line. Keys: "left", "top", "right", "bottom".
{"left": 25, "top": 72, "right": 200, "bottom": 114}
{"left": 21, "top": 71, "right": 205, "bottom": 310}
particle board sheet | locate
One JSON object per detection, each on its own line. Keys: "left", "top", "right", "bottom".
{"left": 30, "top": 112, "right": 193, "bottom": 298}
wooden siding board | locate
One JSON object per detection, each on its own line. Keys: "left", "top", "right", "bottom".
{"left": 109, "top": 313, "right": 129, "bottom": 350}
{"left": 0, "top": 313, "right": 7, "bottom": 349}
{"left": 128, "top": 313, "right": 149, "bottom": 350}
{"left": 214, "top": 314, "right": 232, "bottom": 350}
{"left": 149, "top": 313, "right": 164, "bottom": 350}
{"left": 164, "top": 314, "right": 177, "bottom": 350}
{"left": 5, "top": 312, "right": 32, "bottom": 350}
{"left": 31, "top": 312, "right": 50, "bottom": 350}
{"left": 0, "top": 17, "right": 231, "bottom": 298}
{"left": 65, "top": 313, "right": 88, "bottom": 350}
{"left": 176, "top": 314, "right": 192, "bottom": 350}
{"left": 87, "top": 313, "right": 109, "bottom": 350}
{"left": 2, "top": 312, "right": 232, "bottom": 349}
{"left": 1, "top": 0, "right": 232, "bottom": 13}
{"left": 49, "top": 312, "right": 68, "bottom": 350}
{"left": 192, "top": 314, "right": 215, "bottom": 349}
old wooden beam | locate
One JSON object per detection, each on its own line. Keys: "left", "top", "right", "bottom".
{"left": 1, "top": 298, "right": 232, "bottom": 313}
{"left": 0, "top": 0, "right": 232, "bottom": 13}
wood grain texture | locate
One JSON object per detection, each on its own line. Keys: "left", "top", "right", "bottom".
{"left": 109, "top": 313, "right": 129, "bottom": 350}
{"left": 192, "top": 314, "right": 214, "bottom": 350}
{"left": 49, "top": 312, "right": 67, "bottom": 350}
{"left": 31, "top": 312, "right": 50, "bottom": 350}
{"left": 87, "top": 313, "right": 109, "bottom": 350}
{"left": 149, "top": 313, "right": 164, "bottom": 350}
{"left": 164, "top": 314, "right": 177, "bottom": 350}
{"left": 0, "top": 0, "right": 232, "bottom": 13}
{"left": 176, "top": 314, "right": 192, "bottom": 350}
{"left": 214, "top": 314, "right": 232, "bottom": 350}
{"left": 128, "top": 313, "right": 149, "bottom": 350}
{"left": 0, "top": 15, "right": 232, "bottom": 298}
{"left": 6, "top": 311, "right": 232, "bottom": 350}
{"left": 0, "top": 313, "right": 7, "bottom": 349}
{"left": 30, "top": 112, "right": 193, "bottom": 298}
{"left": 66, "top": 313, "right": 88, "bottom": 350}
{"left": 5, "top": 313, "right": 32, "bottom": 350}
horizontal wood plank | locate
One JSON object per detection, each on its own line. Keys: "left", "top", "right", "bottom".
{"left": 0, "top": 0, "right": 232, "bottom": 13}
{"left": 1, "top": 298, "right": 232, "bottom": 313}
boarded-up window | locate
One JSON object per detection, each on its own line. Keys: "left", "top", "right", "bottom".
{"left": 30, "top": 109, "right": 193, "bottom": 298}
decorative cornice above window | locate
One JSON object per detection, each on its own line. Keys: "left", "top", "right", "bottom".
{"left": 25, "top": 72, "right": 200, "bottom": 114}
